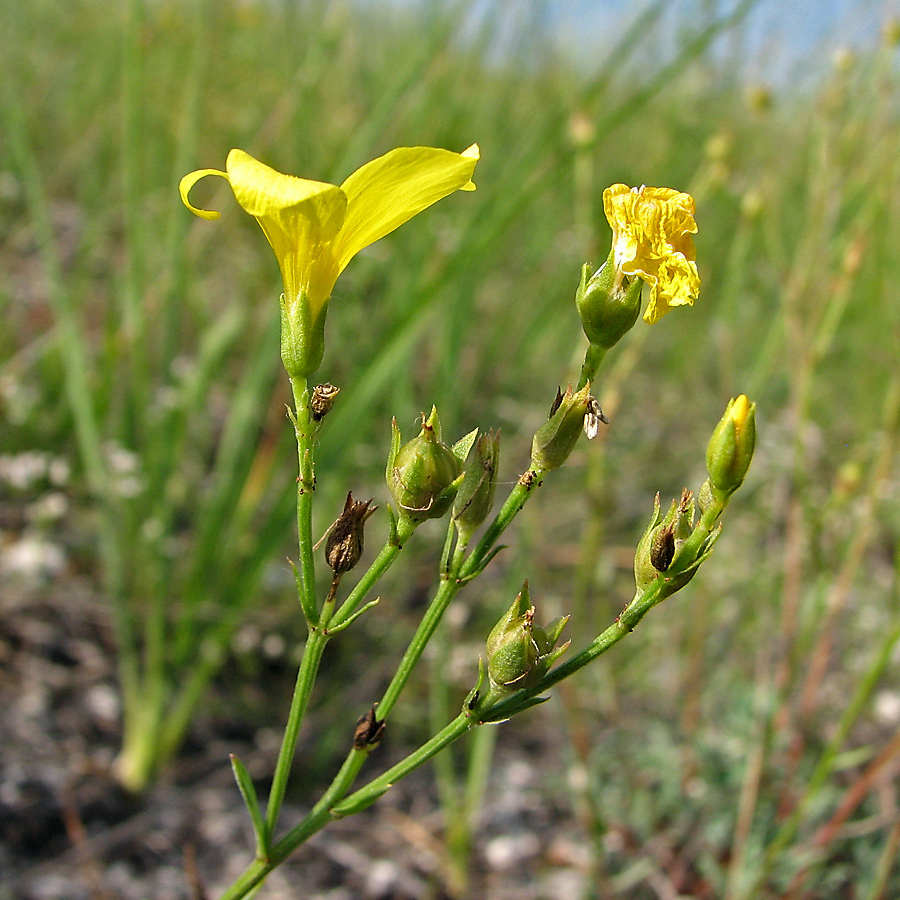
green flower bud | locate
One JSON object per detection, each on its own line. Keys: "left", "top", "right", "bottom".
{"left": 531, "top": 384, "right": 593, "bottom": 471}
{"left": 453, "top": 430, "right": 500, "bottom": 544}
{"left": 386, "top": 408, "right": 460, "bottom": 521}
{"left": 575, "top": 255, "right": 643, "bottom": 350}
{"left": 706, "top": 395, "right": 756, "bottom": 496}
{"left": 635, "top": 489, "right": 710, "bottom": 596}
{"left": 486, "top": 582, "right": 569, "bottom": 692}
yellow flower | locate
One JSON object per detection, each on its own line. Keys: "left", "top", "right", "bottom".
{"left": 602, "top": 184, "right": 699, "bottom": 324}
{"left": 180, "top": 144, "right": 480, "bottom": 378}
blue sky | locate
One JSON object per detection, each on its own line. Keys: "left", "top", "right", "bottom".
{"left": 545, "top": 0, "right": 898, "bottom": 79}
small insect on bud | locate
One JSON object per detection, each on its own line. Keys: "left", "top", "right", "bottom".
{"left": 325, "top": 492, "right": 377, "bottom": 574}
{"left": 583, "top": 396, "right": 609, "bottom": 439}
{"left": 310, "top": 383, "right": 340, "bottom": 422}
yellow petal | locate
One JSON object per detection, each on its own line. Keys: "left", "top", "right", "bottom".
{"left": 333, "top": 144, "right": 480, "bottom": 273}
{"left": 225, "top": 149, "right": 345, "bottom": 224}
{"left": 179, "top": 168, "right": 229, "bottom": 220}
{"left": 603, "top": 183, "right": 699, "bottom": 324}
{"left": 225, "top": 149, "right": 348, "bottom": 309}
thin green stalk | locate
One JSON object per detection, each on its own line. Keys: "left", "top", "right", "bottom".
{"left": 461, "top": 467, "right": 547, "bottom": 578}
{"left": 577, "top": 343, "right": 606, "bottom": 391}
{"left": 290, "top": 376, "right": 317, "bottom": 624}
{"left": 263, "top": 378, "right": 325, "bottom": 838}
{"left": 263, "top": 624, "right": 331, "bottom": 843}
{"left": 378, "top": 562, "right": 463, "bottom": 718}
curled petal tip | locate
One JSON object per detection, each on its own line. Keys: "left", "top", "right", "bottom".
{"left": 179, "top": 168, "right": 229, "bottom": 220}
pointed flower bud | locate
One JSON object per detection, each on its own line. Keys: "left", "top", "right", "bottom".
{"left": 453, "top": 430, "right": 500, "bottom": 543}
{"left": 486, "top": 582, "right": 569, "bottom": 692}
{"left": 386, "top": 408, "right": 460, "bottom": 521}
{"left": 531, "top": 384, "right": 593, "bottom": 471}
{"left": 326, "top": 492, "right": 377, "bottom": 573}
{"left": 706, "top": 395, "right": 756, "bottom": 496}
{"left": 575, "top": 256, "right": 643, "bottom": 350}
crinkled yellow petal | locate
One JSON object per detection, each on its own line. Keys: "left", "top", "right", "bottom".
{"left": 179, "top": 168, "right": 230, "bottom": 220}
{"left": 603, "top": 183, "right": 699, "bottom": 323}
{"left": 333, "top": 144, "right": 480, "bottom": 274}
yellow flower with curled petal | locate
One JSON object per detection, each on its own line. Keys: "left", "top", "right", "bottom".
{"left": 180, "top": 145, "right": 480, "bottom": 378}
{"left": 602, "top": 184, "right": 699, "bottom": 325}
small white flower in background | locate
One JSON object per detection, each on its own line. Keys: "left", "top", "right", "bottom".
{"left": 102, "top": 441, "right": 145, "bottom": 498}
{"left": 0, "top": 535, "right": 65, "bottom": 583}
{"left": 0, "top": 452, "right": 50, "bottom": 491}
{"left": 874, "top": 691, "right": 900, "bottom": 725}
{"left": 27, "top": 492, "right": 68, "bottom": 524}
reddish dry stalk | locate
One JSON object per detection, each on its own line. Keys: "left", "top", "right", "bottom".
{"left": 811, "top": 727, "right": 900, "bottom": 849}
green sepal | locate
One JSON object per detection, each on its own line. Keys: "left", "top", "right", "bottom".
{"left": 451, "top": 427, "right": 479, "bottom": 467}
{"left": 386, "top": 410, "right": 460, "bottom": 521}
{"left": 280, "top": 291, "right": 327, "bottom": 379}
{"left": 230, "top": 754, "right": 269, "bottom": 858}
{"left": 463, "top": 659, "right": 487, "bottom": 715}
{"left": 531, "top": 383, "right": 593, "bottom": 471}
{"left": 386, "top": 418, "right": 403, "bottom": 482}
{"left": 575, "top": 251, "right": 643, "bottom": 350}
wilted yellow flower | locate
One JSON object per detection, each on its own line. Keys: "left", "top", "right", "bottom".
{"left": 603, "top": 184, "right": 699, "bottom": 325}
{"left": 180, "top": 144, "right": 479, "bottom": 377}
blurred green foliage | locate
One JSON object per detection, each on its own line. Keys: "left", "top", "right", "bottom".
{"left": 2, "top": 0, "right": 899, "bottom": 894}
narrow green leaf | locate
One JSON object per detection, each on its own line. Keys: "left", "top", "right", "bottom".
{"left": 230, "top": 754, "right": 269, "bottom": 858}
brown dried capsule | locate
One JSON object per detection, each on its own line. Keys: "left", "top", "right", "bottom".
{"left": 325, "top": 492, "right": 376, "bottom": 573}
{"left": 311, "top": 383, "right": 340, "bottom": 421}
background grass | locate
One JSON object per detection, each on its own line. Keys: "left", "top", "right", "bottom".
{"left": 2, "top": 0, "right": 899, "bottom": 896}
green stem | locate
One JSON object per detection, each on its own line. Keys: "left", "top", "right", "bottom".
{"left": 263, "top": 375, "right": 326, "bottom": 841}
{"left": 378, "top": 547, "right": 465, "bottom": 718}
{"left": 577, "top": 343, "right": 607, "bottom": 391}
{"left": 461, "top": 467, "right": 546, "bottom": 578}
{"left": 263, "top": 624, "right": 331, "bottom": 843}
{"left": 333, "top": 713, "right": 472, "bottom": 817}
{"left": 290, "top": 376, "right": 317, "bottom": 624}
